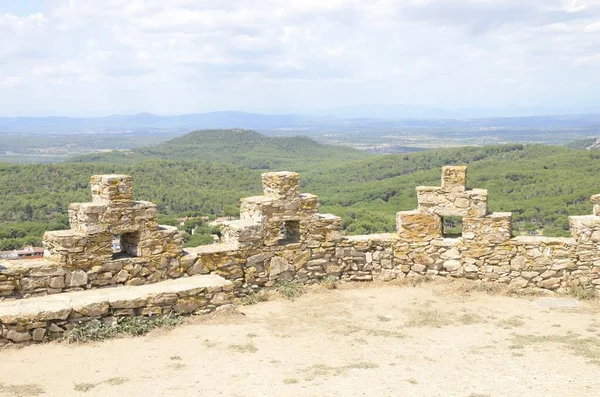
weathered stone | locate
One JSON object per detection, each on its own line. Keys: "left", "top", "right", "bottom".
{"left": 247, "top": 253, "right": 271, "bottom": 266}
{"left": 211, "top": 292, "right": 228, "bottom": 305}
{"left": 114, "top": 270, "right": 130, "bottom": 283}
{"left": 412, "top": 264, "right": 426, "bottom": 273}
{"left": 49, "top": 276, "right": 65, "bottom": 289}
{"left": 443, "top": 260, "right": 461, "bottom": 272}
{"left": 32, "top": 328, "right": 46, "bottom": 341}
{"left": 539, "top": 277, "right": 562, "bottom": 290}
{"left": 174, "top": 297, "right": 203, "bottom": 313}
{"left": 464, "top": 264, "right": 478, "bottom": 273}
{"left": 74, "top": 301, "right": 110, "bottom": 317}
{"left": 269, "top": 257, "right": 289, "bottom": 278}
{"left": 148, "top": 293, "right": 178, "bottom": 307}
{"left": 293, "top": 251, "right": 311, "bottom": 269}
{"left": 7, "top": 330, "right": 31, "bottom": 342}
{"left": 66, "top": 270, "right": 88, "bottom": 287}
{"left": 48, "top": 323, "right": 64, "bottom": 333}
{"left": 111, "top": 298, "right": 147, "bottom": 309}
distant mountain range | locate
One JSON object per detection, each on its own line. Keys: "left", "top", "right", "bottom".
{"left": 1, "top": 110, "right": 600, "bottom": 134}
{"left": 315, "top": 104, "right": 600, "bottom": 119}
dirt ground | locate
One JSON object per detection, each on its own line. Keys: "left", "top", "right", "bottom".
{"left": 1, "top": 281, "right": 600, "bottom": 397}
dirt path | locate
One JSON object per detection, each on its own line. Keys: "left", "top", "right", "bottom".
{"left": 1, "top": 282, "right": 599, "bottom": 397}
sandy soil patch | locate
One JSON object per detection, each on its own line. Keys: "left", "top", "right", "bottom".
{"left": 1, "top": 281, "right": 599, "bottom": 397}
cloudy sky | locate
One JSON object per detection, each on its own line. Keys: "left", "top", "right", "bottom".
{"left": 1, "top": 0, "right": 599, "bottom": 117}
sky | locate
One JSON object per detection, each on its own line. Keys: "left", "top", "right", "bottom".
{"left": 0, "top": 0, "right": 599, "bottom": 117}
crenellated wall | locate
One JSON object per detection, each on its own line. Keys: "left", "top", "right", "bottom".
{"left": 1, "top": 175, "right": 185, "bottom": 298}
{"left": 185, "top": 166, "right": 600, "bottom": 294}
{"left": 2, "top": 166, "right": 600, "bottom": 301}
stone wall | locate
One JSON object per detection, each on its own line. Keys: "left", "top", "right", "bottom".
{"left": 2, "top": 166, "right": 600, "bottom": 302}
{"left": 0, "top": 276, "right": 234, "bottom": 343}
{"left": 1, "top": 175, "right": 185, "bottom": 299}
{"left": 186, "top": 167, "right": 600, "bottom": 294}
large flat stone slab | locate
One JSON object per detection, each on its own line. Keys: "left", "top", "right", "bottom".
{"left": 0, "top": 275, "right": 230, "bottom": 323}
{"left": 535, "top": 297, "right": 579, "bottom": 310}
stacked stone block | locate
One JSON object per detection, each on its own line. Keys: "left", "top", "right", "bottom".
{"left": 181, "top": 166, "right": 600, "bottom": 294}
{"left": 40, "top": 174, "right": 184, "bottom": 293}
{"left": 213, "top": 172, "right": 342, "bottom": 289}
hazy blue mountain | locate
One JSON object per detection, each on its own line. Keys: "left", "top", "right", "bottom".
{"left": 1, "top": 109, "right": 600, "bottom": 134}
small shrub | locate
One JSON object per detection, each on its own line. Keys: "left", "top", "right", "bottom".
{"left": 64, "top": 314, "right": 182, "bottom": 343}
{"left": 64, "top": 320, "right": 117, "bottom": 343}
{"left": 241, "top": 290, "right": 270, "bottom": 305}
{"left": 569, "top": 285, "right": 598, "bottom": 300}
{"left": 321, "top": 276, "right": 339, "bottom": 290}
{"left": 116, "top": 317, "right": 153, "bottom": 336}
{"left": 277, "top": 281, "right": 304, "bottom": 300}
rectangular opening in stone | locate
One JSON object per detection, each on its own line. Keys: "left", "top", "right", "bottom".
{"left": 112, "top": 232, "right": 139, "bottom": 259}
{"left": 277, "top": 221, "right": 300, "bottom": 245}
{"left": 442, "top": 216, "right": 463, "bottom": 238}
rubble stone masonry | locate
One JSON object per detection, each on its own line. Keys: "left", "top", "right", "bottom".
{"left": 2, "top": 167, "right": 600, "bottom": 299}
{"left": 1, "top": 166, "right": 600, "bottom": 344}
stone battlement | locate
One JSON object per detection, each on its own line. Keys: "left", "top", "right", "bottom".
{"left": 2, "top": 166, "right": 600, "bottom": 344}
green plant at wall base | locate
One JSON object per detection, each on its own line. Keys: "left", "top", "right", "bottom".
{"left": 277, "top": 281, "right": 305, "bottom": 300}
{"left": 63, "top": 314, "right": 183, "bottom": 343}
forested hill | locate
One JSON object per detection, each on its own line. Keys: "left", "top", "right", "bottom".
{"left": 3, "top": 143, "right": 600, "bottom": 250}
{"left": 564, "top": 137, "right": 599, "bottom": 150}
{"left": 69, "top": 129, "right": 368, "bottom": 171}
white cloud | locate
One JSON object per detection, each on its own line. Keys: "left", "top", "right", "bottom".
{"left": 0, "top": 76, "right": 22, "bottom": 87}
{"left": 574, "top": 53, "right": 600, "bottom": 65}
{"left": 0, "top": 0, "right": 599, "bottom": 116}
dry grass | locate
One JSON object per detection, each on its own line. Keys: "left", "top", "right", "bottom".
{"left": 320, "top": 275, "right": 340, "bottom": 290}
{"left": 438, "top": 279, "right": 509, "bottom": 297}
{"left": 73, "top": 377, "right": 129, "bottom": 393}
{"left": 364, "top": 328, "right": 407, "bottom": 338}
{"left": 74, "top": 383, "right": 96, "bottom": 393}
{"left": 229, "top": 342, "right": 258, "bottom": 353}
{"left": 509, "top": 333, "right": 600, "bottom": 364}
{"left": 376, "top": 314, "right": 392, "bottom": 322}
{"left": 241, "top": 290, "right": 271, "bottom": 305}
{"left": 302, "top": 362, "right": 379, "bottom": 381}
{"left": 405, "top": 309, "right": 454, "bottom": 328}
{"left": 201, "top": 339, "right": 217, "bottom": 348}
{"left": 458, "top": 312, "right": 487, "bottom": 325}
{"left": 497, "top": 316, "right": 526, "bottom": 329}
{"left": 330, "top": 323, "right": 407, "bottom": 339}
{"left": 277, "top": 281, "right": 305, "bottom": 300}
{"left": 568, "top": 285, "right": 598, "bottom": 300}
{"left": 104, "top": 377, "right": 129, "bottom": 386}
{"left": 430, "top": 277, "right": 600, "bottom": 302}
{"left": 0, "top": 383, "right": 45, "bottom": 397}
